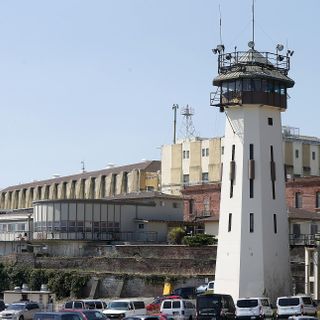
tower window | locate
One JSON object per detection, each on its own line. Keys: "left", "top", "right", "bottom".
{"left": 273, "top": 214, "right": 277, "bottom": 234}
{"left": 228, "top": 213, "right": 232, "bottom": 232}
{"left": 249, "top": 213, "right": 254, "bottom": 233}
{"left": 295, "top": 192, "right": 302, "bottom": 208}
{"left": 312, "top": 151, "right": 316, "bottom": 160}
{"left": 268, "top": 117, "right": 273, "bottom": 126}
{"left": 295, "top": 149, "right": 299, "bottom": 158}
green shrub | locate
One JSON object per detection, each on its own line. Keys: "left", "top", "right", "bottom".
{"left": 182, "top": 233, "right": 217, "bottom": 246}
{"left": 168, "top": 227, "right": 186, "bottom": 244}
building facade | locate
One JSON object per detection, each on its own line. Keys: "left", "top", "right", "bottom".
{"left": 0, "top": 161, "right": 160, "bottom": 210}
{"left": 161, "top": 129, "right": 320, "bottom": 195}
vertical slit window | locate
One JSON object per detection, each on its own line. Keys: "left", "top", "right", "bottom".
{"left": 249, "top": 213, "right": 254, "bottom": 233}
{"left": 273, "top": 214, "right": 277, "bottom": 234}
{"left": 230, "top": 145, "right": 236, "bottom": 198}
{"left": 270, "top": 146, "right": 276, "bottom": 199}
{"left": 228, "top": 213, "right": 232, "bottom": 232}
{"left": 249, "top": 144, "right": 254, "bottom": 198}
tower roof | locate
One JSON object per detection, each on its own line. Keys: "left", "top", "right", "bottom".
{"left": 213, "top": 48, "right": 295, "bottom": 88}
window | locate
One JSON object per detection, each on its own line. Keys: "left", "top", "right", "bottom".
{"left": 249, "top": 213, "right": 254, "bottom": 233}
{"left": 202, "top": 148, "right": 209, "bottom": 157}
{"left": 172, "top": 202, "right": 180, "bottom": 208}
{"left": 138, "top": 224, "right": 144, "bottom": 229}
{"left": 228, "top": 213, "right": 232, "bottom": 232}
{"left": 183, "top": 150, "right": 190, "bottom": 159}
{"left": 221, "top": 146, "right": 224, "bottom": 155}
{"left": 295, "top": 192, "right": 302, "bottom": 208}
{"left": 312, "top": 151, "right": 316, "bottom": 160}
{"left": 295, "top": 149, "right": 299, "bottom": 158}
{"left": 316, "top": 192, "right": 320, "bottom": 208}
{"left": 202, "top": 172, "right": 209, "bottom": 183}
{"left": 311, "top": 224, "right": 318, "bottom": 235}
{"left": 189, "top": 199, "right": 194, "bottom": 215}
{"left": 203, "top": 198, "right": 210, "bottom": 213}
{"left": 268, "top": 117, "right": 273, "bottom": 126}
{"left": 292, "top": 223, "right": 301, "bottom": 238}
{"left": 183, "top": 174, "right": 189, "bottom": 185}
{"left": 273, "top": 214, "right": 277, "bottom": 234}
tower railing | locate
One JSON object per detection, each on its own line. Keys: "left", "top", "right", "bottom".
{"left": 218, "top": 51, "right": 291, "bottom": 75}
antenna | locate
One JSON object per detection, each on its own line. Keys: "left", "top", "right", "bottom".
{"left": 252, "top": 0, "right": 255, "bottom": 48}
{"left": 172, "top": 104, "right": 179, "bottom": 144}
{"left": 81, "top": 161, "right": 85, "bottom": 173}
{"left": 219, "top": 4, "right": 223, "bottom": 45}
{"left": 180, "top": 105, "right": 196, "bottom": 139}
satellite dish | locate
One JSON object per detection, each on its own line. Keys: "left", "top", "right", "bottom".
{"left": 248, "top": 41, "right": 255, "bottom": 49}
{"left": 276, "top": 44, "right": 284, "bottom": 51}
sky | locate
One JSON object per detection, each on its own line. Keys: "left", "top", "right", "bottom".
{"left": 1, "top": 0, "right": 320, "bottom": 189}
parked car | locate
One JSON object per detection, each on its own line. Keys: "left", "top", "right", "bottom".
{"left": 276, "top": 295, "right": 317, "bottom": 319}
{"left": 146, "top": 295, "right": 181, "bottom": 313}
{"left": 196, "top": 293, "right": 236, "bottom": 320}
{"left": 288, "top": 317, "right": 318, "bottom": 320}
{"left": 64, "top": 301, "right": 107, "bottom": 311}
{"left": 196, "top": 282, "right": 215, "bottom": 295}
{"left": 160, "top": 299, "right": 196, "bottom": 320}
{"left": 61, "top": 310, "right": 108, "bottom": 320}
{"left": 172, "top": 287, "right": 197, "bottom": 299}
{"left": 0, "top": 301, "right": 5, "bottom": 312}
{"left": 236, "top": 297, "right": 273, "bottom": 320}
{"left": 0, "top": 301, "right": 41, "bottom": 320}
{"left": 103, "top": 300, "right": 146, "bottom": 319}
{"left": 123, "top": 315, "right": 172, "bottom": 320}
{"left": 33, "top": 312, "right": 83, "bottom": 320}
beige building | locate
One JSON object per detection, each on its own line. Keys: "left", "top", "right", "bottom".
{"left": 161, "top": 127, "right": 320, "bottom": 195}
{"left": 0, "top": 161, "right": 160, "bottom": 210}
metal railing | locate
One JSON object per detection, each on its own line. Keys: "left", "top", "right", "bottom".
{"left": 218, "top": 51, "right": 291, "bottom": 75}
{"left": 289, "top": 234, "right": 318, "bottom": 246}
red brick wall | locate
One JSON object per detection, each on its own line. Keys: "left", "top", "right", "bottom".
{"left": 181, "top": 183, "right": 221, "bottom": 221}
{"left": 286, "top": 177, "right": 320, "bottom": 212}
{"left": 182, "top": 177, "right": 320, "bottom": 222}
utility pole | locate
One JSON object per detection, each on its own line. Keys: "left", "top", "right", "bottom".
{"left": 172, "top": 104, "right": 179, "bottom": 144}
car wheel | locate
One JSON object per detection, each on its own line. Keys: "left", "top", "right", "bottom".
{"left": 19, "top": 316, "right": 24, "bottom": 320}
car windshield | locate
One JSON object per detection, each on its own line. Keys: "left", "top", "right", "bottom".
{"left": 278, "top": 298, "right": 300, "bottom": 306}
{"left": 108, "top": 302, "right": 129, "bottom": 310}
{"left": 197, "top": 296, "right": 221, "bottom": 315}
{"left": 7, "top": 304, "right": 25, "bottom": 311}
{"left": 237, "top": 300, "right": 258, "bottom": 308}
{"left": 82, "top": 311, "right": 106, "bottom": 320}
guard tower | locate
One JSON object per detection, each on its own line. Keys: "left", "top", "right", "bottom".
{"left": 212, "top": 42, "right": 295, "bottom": 302}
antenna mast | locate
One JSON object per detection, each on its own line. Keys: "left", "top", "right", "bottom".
{"left": 252, "top": 0, "right": 255, "bottom": 48}
{"left": 219, "top": 4, "right": 222, "bottom": 44}
{"left": 172, "top": 104, "right": 179, "bottom": 144}
{"left": 181, "top": 105, "right": 196, "bottom": 139}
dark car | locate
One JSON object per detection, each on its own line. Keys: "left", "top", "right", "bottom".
{"left": 172, "top": 287, "right": 197, "bottom": 299}
{"left": 196, "top": 293, "right": 236, "bottom": 320}
{"left": 33, "top": 312, "right": 83, "bottom": 320}
{"left": 61, "top": 310, "right": 108, "bottom": 320}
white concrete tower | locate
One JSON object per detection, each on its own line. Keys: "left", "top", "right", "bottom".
{"left": 212, "top": 44, "right": 295, "bottom": 303}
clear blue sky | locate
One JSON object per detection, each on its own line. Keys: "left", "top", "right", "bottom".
{"left": 1, "top": 0, "right": 319, "bottom": 189}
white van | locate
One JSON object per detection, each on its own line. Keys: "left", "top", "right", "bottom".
{"left": 103, "top": 299, "right": 146, "bottom": 319}
{"left": 160, "top": 299, "right": 195, "bottom": 320}
{"left": 276, "top": 295, "right": 317, "bottom": 318}
{"left": 236, "top": 297, "right": 273, "bottom": 319}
